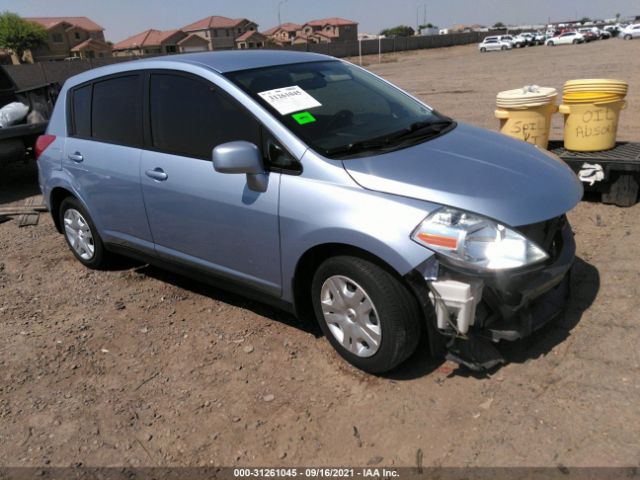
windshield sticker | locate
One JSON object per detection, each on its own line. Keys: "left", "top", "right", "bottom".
{"left": 292, "top": 111, "right": 316, "bottom": 125}
{"left": 258, "top": 85, "right": 322, "bottom": 115}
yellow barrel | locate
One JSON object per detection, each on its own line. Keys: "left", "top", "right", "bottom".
{"left": 495, "top": 85, "right": 558, "bottom": 149}
{"left": 559, "top": 100, "right": 626, "bottom": 151}
{"left": 560, "top": 79, "right": 628, "bottom": 151}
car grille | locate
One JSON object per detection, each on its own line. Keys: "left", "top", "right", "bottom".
{"left": 515, "top": 215, "right": 566, "bottom": 257}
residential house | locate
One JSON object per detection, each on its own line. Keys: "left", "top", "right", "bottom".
{"left": 235, "top": 31, "right": 266, "bottom": 49}
{"left": 263, "top": 17, "right": 358, "bottom": 45}
{"left": 181, "top": 16, "right": 259, "bottom": 50}
{"left": 262, "top": 23, "right": 302, "bottom": 45}
{"left": 23, "top": 16, "right": 111, "bottom": 62}
{"left": 178, "top": 34, "right": 212, "bottom": 53}
{"left": 295, "top": 17, "right": 358, "bottom": 44}
{"left": 69, "top": 38, "right": 113, "bottom": 59}
{"left": 112, "top": 29, "right": 208, "bottom": 57}
{"left": 291, "top": 31, "right": 333, "bottom": 44}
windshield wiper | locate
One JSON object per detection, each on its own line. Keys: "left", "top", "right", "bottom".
{"left": 387, "top": 118, "right": 455, "bottom": 142}
{"left": 325, "top": 117, "right": 455, "bottom": 158}
{"left": 325, "top": 137, "right": 395, "bottom": 158}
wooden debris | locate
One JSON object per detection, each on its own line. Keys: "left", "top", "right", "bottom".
{"left": 0, "top": 195, "right": 47, "bottom": 226}
{"left": 0, "top": 205, "right": 48, "bottom": 215}
{"left": 18, "top": 196, "right": 42, "bottom": 227}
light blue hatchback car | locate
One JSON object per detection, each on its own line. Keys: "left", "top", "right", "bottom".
{"left": 36, "top": 51, "right": 582, "bottom": 373}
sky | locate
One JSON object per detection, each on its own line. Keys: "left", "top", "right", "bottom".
{"left": 2, "top": 0, "right": 638, "bottom": 43}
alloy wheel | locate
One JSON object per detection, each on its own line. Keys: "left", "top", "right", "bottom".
{"left": 63, "top": 208, "right": 95, "bottom": 260}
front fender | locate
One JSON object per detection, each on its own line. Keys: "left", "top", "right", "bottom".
{"left": 279, "top": 173, "right": 438, "bottom": 302}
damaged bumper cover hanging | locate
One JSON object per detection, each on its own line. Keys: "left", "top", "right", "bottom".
{"left": 408, "top": 218, "right": 576, "bottom": 371}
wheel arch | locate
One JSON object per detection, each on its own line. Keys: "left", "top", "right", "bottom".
{"left": 49, "top": 186, "right": 75, "bottom": 233}
{"left": 291, "top": 242, "right": 419, "bottom": 330}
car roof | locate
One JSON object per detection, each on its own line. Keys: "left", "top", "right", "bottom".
{"left": 60, "top": 50, "right": 337, "bottom": 90}
{"left": 143, "top": 50, "right": 333, "bottom": 73}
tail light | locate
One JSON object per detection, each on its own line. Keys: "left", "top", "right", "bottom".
{"left": 35, "top": 134, "right": 56, "bottom": 160}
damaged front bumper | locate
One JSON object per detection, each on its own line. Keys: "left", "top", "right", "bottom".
{"left": 408, "top": 217, "right": 576, "bottom": 370}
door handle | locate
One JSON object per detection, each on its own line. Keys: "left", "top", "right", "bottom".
{"left": 145, "top": 168, "right": 168, "bottom": 181}
{"left": 68, "top": 152, "right": 83, "bottom": 162}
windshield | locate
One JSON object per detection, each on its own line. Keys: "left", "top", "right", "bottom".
{"left": 225, "top": 60, "right": 454, "bottom": 159}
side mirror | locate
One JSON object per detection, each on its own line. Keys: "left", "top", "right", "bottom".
{"left": 212, "top": 141, "right": 268, "bottom": 192}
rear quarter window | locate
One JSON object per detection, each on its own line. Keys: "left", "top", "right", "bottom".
{"left": 71, "top": 84, "right": 92, "bottom": 138}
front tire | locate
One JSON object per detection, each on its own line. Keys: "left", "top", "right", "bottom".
{"left": 480, "top": 47, "right": 486, "bottom": 52}
{"left": 311, "top": 256, "right": 421, "bottom": 374}
{"left": 547, "top": 41, "right": 554, "bottom": 46}
{"left": 59, "top": 197, "right": 111, "bottom": 269}
{"left": 624, "top": 34, "right": 632, "bottom": 40}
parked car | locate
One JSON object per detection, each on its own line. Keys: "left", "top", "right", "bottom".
{"left": 0, "top": 67, "right": 59, "bottom": 164}
{"left": 520, "top": 32, "right": 543, "bottom": 46}
{"left": 598, "top": 28, "right": 612, "bottom": 39}
{"left": 620, "top": 24, "right": 640, "bottom": 40}
{"left": 496, "top": 34, "right": 526, "bottom": 48}
{"left": 546, "top": 31, "right": 585, "bottom": 46}
{"left": 603, "top": 25, "right": 620, "bottom": 37}
{"left": 37, "top": 51, "right": 582, "bottom": 373}
{"left": 578, "top": 28, "right": 598, "bottom": 42}
{"left": 478, "top": 37, "right": 512, "bottom": 52}
{"left": 510, "top": 34, "right": 529, "bottom": 47}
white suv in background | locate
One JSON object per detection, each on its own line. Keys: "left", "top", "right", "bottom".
{"left": 546, "top": 31, "right": 585, "bottom": 46}
{"left": 498, "top": 35, "right": 525, "bottom": 48}
{"left": 621, "top": 24, "right": 640, "bottom": 40}
{"left": 478, "top": 37, "right": 512, "bottom": 52}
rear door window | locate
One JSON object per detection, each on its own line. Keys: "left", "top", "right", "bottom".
{"left": 91, "top": 75, "right": 142, "bottom": 146}
{"left": 148, "top": 73, "right": 260, "bottom": 159}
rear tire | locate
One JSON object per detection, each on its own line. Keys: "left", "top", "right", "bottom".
{"left": 602, "top": 173, "right": 639, "bottom": 207}
{"left": 501, "top": 46, "right": 507, "bottom": 50}
{"left": 311, "top": 256, "right": 421, "bottom": 374}
{"left": 547, "top": 41, "right": 554, "bottom": 46}
{"left": 59, "top": 197, "right": 112, "bottom": 269}
{"left": 624, "top": 34, "right": 632, "bottom": 40}
{"left": 573, "top": 39, "right": 578, "bottom": 44}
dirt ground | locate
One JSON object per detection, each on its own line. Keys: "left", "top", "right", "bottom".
{"left": 1, "top": 39, "right": 640, "bottom": 468}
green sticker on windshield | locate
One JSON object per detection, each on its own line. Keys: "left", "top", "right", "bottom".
{"left": 292, "top": 111, "right": 316, "bottom": 125}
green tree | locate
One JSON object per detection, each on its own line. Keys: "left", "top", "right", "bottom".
{"left": 0, "top": 12, "right": 47, "bottom": 63}
{"left": 380, "top": 25, "right": 415, "bottom": 37}
{"left": 492, "top": 22, "right": 506, "bottom": 29}
{"left": 580, "top": 16, "right": 592, "bottom": 24}
{"left": 615, "top": 13, "right": 621, "bottom": 22}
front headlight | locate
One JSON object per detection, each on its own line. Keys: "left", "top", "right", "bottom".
{"left": 411, "top": 207, "right": 549, "bottom": 271}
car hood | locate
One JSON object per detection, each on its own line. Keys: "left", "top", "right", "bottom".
{"left": 341, "top": 123, "right": 583, "bottom": 226}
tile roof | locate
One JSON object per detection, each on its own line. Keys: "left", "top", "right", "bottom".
{"left": 304, "top": 17, "right": 358, "bottom": 27}
{"left": 235, "top": 30, "right": 266, "bottom": 42}
{"left": 176, "top": 33, "right": 209, "bottom": 45}
{"left": 182, "top": 16, "right": 249, "bottom": 31}
{"left": 70, "top": 38, "right": 112, "bottom": 52}
{"left": 262, "top": 22, "right": 302, "bottom": 36}
{"left": 26, "top": 16, "right": 104, "bottom": 31}
{"left": 113, "top": 29, "right": 183, "bottom": 50}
